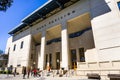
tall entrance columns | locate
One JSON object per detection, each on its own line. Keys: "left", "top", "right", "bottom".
{"left": 38, "top": 31, "right": 46, "bottom": 70}
{"left": 61, "top": 21, "right": 69, "bottom": 70}
{"left": 27, "top": 35, "right": 32, "bottom": 67}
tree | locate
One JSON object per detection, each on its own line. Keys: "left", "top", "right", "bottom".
{"left": 0, "top": 0, "right": 13, "bottom": 11}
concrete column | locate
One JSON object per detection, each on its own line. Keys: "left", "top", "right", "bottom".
{"left": 61, "top": 21, "right": 69, "bottom": 70}
{"left": 27, "top": 35, "right": 32, "bottom": 67}
{"left": 38, "top": 31, "right": 46, "bottom": 70}
{"left": 36, "top": 45, "right": 40, "bottom": 68}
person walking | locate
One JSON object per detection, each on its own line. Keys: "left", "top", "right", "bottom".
{"left": 27, "top": 67, "right": 31, "bottom": 78}
{"left": 13, "top": 67, "right": 17, "bottom": 77}
{"left": 23, "top": 67, "right": 27, "bottom": 79}
{"left": 7, "top": 67, "right": 10, "bottom": 76}
{"left": 33, "top": 68, "right": 37, "bottom": 77}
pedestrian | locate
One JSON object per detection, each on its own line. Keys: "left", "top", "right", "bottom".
{"left": 10, "top": 65, "right": 13, "bottom": 73}
{"left": 33, "top": 68, "right": 37, "bottom": 77}
{"left": 37, "top": 68, "right": 41, "bottom": 77}
{"left": 13, "top": 67, "right": 17, "bottom": 77}
{"left": 7, "top": 67, "right": 11, "bottom": 76}
{"left": 27, "top": 67, "right": 31, "bottom": 78}
{"left": 23, "top": 66, "right": 27, "bottom": 79}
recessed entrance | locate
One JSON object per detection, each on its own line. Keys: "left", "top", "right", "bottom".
{"left": 71, "top": 49, "right": 77, "bottom": 69}
{"left": 45, "top": 54, "right": 48, "bottom": 69}
{"left": 49, "top": 53, "right": 52, "bottom": 68}
{"left": 56, "top": 52, "right": 60, "bottom": 69}
{"left": 79, "top": 48, "right": 85, "bottom": 62}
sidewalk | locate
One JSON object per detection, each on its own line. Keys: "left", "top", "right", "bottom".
{"left": 0, "top": 74, "right": 40, "bottom": 80}
{"left": 0, "top": 74, "right": 91, "bottom": 80}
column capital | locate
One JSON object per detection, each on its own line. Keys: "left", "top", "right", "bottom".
{"left": 61, "top": 21, "right": 67, "bottom": 30}
{"left": 41, "top": 31, "right": 46, "bottom": 37}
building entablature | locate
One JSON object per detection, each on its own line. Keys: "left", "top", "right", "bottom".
{"left": 8, "top": 0, "right": 79, "bottom": 35}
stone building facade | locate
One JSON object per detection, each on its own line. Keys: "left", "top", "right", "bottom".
{"left": 5, "top": 0, "right": 120, "bottom": 79}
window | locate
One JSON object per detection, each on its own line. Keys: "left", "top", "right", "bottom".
{"left": 79, "top": 48, "right": 85, "bottom": 62}
{"left": 71, "top": 49, "right": 77, "bottom": 69}
{"left": 20, "top": 41, "right": 24, "bottom": 49}
{"left": 118, "top": 1, "right": 120, "bottom": 10}
{"left": 13, "top": 44, "right": 16, "bottom": 51}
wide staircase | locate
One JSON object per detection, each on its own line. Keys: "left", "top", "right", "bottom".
{"left": 40, "top": 69, "right": 77, "bottom": 77}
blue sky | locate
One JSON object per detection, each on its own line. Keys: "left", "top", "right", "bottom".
{"left": 0, "top": 0, "right": 47, "bottom": 52}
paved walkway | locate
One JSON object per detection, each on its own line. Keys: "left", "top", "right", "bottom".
{"left": 0, "top": 74, "right": 91, "bottom": 80}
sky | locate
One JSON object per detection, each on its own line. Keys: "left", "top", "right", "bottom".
{"left": 0, "top": 0, "right": 48, "bottom": 52}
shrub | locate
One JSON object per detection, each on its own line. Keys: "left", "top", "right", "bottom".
{"left": 0, "top": 71, "right": 3, "bottom": 74}
{"left": 0, "top": 71, "right": 8, "bottom": 74}
{"left": 3, "top": 71, "right": 8, "bottom": 74}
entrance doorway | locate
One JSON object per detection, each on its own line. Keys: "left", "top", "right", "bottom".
{"left": 79, "top": 48, "right": 85, "bottom": 62}
{"left": 49, "top": 53, "right": 52, "bottom": 68}
{"left": 45, "top": 54, "right": 48, "bottom": 69}
{"left": 71, "top": 49, "right": 77, "bottom": 69}
{"left": 56, "top": 52, "right": 60, "bottom": 69}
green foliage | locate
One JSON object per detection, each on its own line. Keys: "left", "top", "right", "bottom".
{"left": 0, "top": 70, "right": 12, "bottom": 74}
{"left": 0, "top": 70, "right": 3, "bottom": 74}
{"left": 0, "top": 0, "right": 13, "bottom": 11}
{"left": 3, "top": 71, "right": 7, "bottom": 74}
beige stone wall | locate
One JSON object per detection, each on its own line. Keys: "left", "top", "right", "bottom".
{"left": 13, "top": 27, "right": 31, "bottom": 41}
{"left": 5, "top": 37, "right": 13, "bottom": 55}
{"left": 91, "top": 0, "right": 120, "bottom": 61}
{"left": 6, "top": 35, "right": 31, "bottom": 68}
{"left": 69, "top": 30, "right": 95, "bottom": 51}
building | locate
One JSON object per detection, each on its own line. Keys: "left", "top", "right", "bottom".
{"left": 5, "top": 0, "right": 120, "bottom": 79}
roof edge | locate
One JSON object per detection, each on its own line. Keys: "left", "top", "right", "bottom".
{"left": 22, "top": 0, "right": 53, "bottom": 22}
{"left": 8, "top": 23, "right": 24, "bottom": 35}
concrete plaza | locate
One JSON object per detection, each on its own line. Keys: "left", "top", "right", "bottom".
{"left": 0, "top": 74, "right": 92, "bottom": 80}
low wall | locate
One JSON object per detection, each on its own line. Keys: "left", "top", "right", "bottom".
{"left": 77, "top": 60, "right": 120, "bottom": 80}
